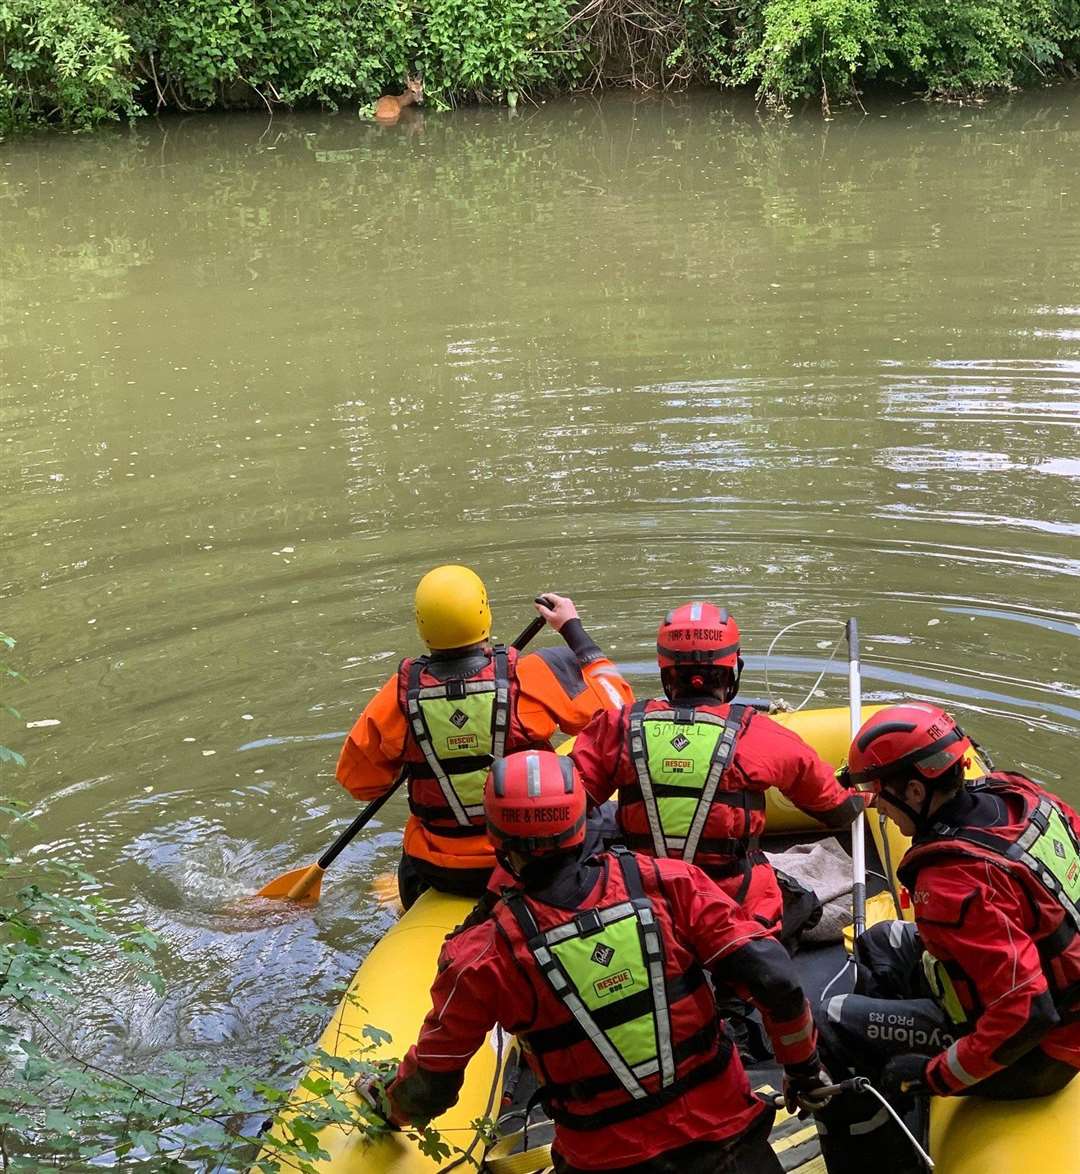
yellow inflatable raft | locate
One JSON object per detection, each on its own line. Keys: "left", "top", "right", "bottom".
{"left": 259, "top": 706, "right": 1080, "bottom": 1173}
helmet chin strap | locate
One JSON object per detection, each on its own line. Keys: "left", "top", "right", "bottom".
{"left": 495, "top": 847, "right": 525, "bottom": 880}
{"left": 881, "top": 776, "right": 938, "bottom": 835}
{"left": 496, "top": 844, "right": 584, "bottom": 884}
{"left": 661, "top": 661, "right": 742, "bottom": 703}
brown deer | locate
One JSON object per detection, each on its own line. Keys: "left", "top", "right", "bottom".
{"left": 374, "top": 78, "right": 423, "bottom": 123}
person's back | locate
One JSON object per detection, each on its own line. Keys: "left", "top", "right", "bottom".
{"left": 572, "top": 602, "right": 864, "bottom": 934}
{"left": 336, "top": 567, "right": 633, "bottom": 906}
{"left": 362, "top": 750, "right": 834, "bottom": 1174}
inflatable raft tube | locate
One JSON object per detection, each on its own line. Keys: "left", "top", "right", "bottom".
{"left": 258, "top": 704, "right": 1080, "bottom": 1172}
{"left": 261, "top": 886, "right": 499, "bottom": 1172}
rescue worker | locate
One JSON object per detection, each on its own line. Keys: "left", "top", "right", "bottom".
{"left": 357, "top": 750, "right": 834, "bottom": 1173}
{"left": 814, "top": 702, "right": 1080, "bottom": 1174}
{"left": 571, "top": 602, "right": 865, "bottom": 936}
{"left": 336, "top": 565, "right": 632, "bottom": 908}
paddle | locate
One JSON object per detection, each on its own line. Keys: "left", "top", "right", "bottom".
{"left": 256, "top": 607, "right": 550, "bottom": 903}
{"left": 847, "top": 617, "right": 867, "bottom": 939}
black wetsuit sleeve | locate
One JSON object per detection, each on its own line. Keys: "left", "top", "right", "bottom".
{"left": 815, "top": 792, "right": 866, "bottom": 828}
{"left": 557, "top": 618, "right": 605, "bottom": 666}
{"left": 712, "top": 937, "right": 808, "bottom": 1020}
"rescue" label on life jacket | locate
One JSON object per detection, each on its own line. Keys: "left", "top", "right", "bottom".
{"left": 447, "top": 734, "right": 479, "bottom": 751}
{"left": 593, "top": 968, "right": 635, "bottom": 999}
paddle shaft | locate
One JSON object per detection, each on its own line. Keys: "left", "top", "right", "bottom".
{"left": 847, "top": 617, "right": 866, "bottom": 939}
{"left": 314, "top": 612, "right": 549, "bottom": 873}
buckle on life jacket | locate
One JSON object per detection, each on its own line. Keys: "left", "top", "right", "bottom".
{"left": 574, "top": 908, "right": 605, "bottom": 938}
{"left": 445, "top": 678, "right": 466, "bottom": 700}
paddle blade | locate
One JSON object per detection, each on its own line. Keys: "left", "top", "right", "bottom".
{"left": 256, "top": 862, "right": 325, "bottom": 902}
{"left": 371, "top": 869, "right": 403, "bottom": 913}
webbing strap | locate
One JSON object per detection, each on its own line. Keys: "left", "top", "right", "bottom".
{"left": 544, "top": 1047, "right": 731, "bottom": 1132}
{"left": 623, "top": 831, "right": 762, "bottom": 859}
{"left": 620, "top": 782, "right": 766, "bottom": 808}
{"left": 539, "top": 1017, "right": 719, "bottom": 1099}
{"left": 407, "top": 799, "right": 487, "bottom": 831}
{"left": 491, "top": 645, "right": 511, "bottom": 760}
{"left": 537, "top": 901, "right": 636, "bottom": 947}
{"left": 412, "top": 681, "right": 496, "bottom": 699}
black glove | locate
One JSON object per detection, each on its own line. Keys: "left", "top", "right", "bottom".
{"left": 353, "top": 1071, "right": 404, "bottom": 1129}
{"left": 783, "top": 1058, "right": 834, "bottom": 1115}
{"left": 881, "top": 1053, "right": 931, "bottom": 1096}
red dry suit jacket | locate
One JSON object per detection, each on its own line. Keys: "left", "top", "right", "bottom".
{"left": 386, "top": 852, "right": 819, "bottom": 1171}
{"left": 899, "top": 774, "right": 1080, "bottom": 1096}
{"left": 571, "top": 698, "right": 864, "bottom": 931}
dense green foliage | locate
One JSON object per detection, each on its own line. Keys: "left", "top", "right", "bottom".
{"left": 708, "top": 0, "right": 1080, "bottom": 108}
{"left": 1, "top": 0, "right": 1078, "bottom": 133}
{"left": 0, "top": 637, "right": 456, "bottom": 1170}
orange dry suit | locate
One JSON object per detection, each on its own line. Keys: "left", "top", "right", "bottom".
{"left": 336, "top": 619, "right": 632, "bottom": 878}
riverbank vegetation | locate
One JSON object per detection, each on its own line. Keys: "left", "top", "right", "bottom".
{"left": 1, "top": 0, "right": 1078, "bottom": 133}
{"left": 0, "top": 635, "right": 450, "bottom": 1169}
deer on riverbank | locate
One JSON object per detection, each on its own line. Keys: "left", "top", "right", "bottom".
{"left": 374, "top": 78, "right": 423, "bottom": 123}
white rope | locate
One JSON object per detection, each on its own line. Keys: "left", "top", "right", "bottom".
{"left": 819, "top": 954, "right": 855, "bottom": 1004}
{"left": 856, "top": 1077, "right": 935, "bottom": 1170}
{"left": 764, "top": 618, "right": 847, "bottom": 712}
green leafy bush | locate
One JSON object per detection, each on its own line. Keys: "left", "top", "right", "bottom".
{"left": 415, "top": 0, "right": 577, "bottom": 106}
{"left": 2, "top": 2, "right": 1080, "bottom": 156}
{"left": 149, "top": 0, "right": 414, "bottom": 111}
{"left": 733, "top": 0, "right": 886, "bottom": 107}
{"left": 0, "top": 0, "right": 138, "bottom": 132}
{"left": 704, "top": 0, "right": 1080, "bottom": 106}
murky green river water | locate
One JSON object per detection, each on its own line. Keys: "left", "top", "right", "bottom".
{"left": 2, "top": 90, "right": 1079, "bottom": 1076}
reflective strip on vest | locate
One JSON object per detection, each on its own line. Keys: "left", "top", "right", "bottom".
{"left": 406, "top": 646, "right": 510, "bottom": 827}
{"left": 627, "top": 703, "right": 746, "bottom": 864}
{"left": 1014, "top": 800, "right": 1080, "bottom": 927}
{"left": 506, "top": 850, "right": 677, "bottom": 1100}
{"left": 937, "top": 796, "right": 1080, "bottom": 938}
{"left": 921, "top": 950, "right": 967, "bottom": 1026}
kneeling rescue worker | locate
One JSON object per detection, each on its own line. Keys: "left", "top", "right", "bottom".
{"left": 571, "top": 602, "right": 866, "bottom": 936}
{"left": 814, "top": 702, "right": 1080, "bottom": 1174}
{"left": 357, "top": 749, "right": 834, "bottom": 1173}
{"left": 336, "top": 566, "right": 632, "bottom": 908}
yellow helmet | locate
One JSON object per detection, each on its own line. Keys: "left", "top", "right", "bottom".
{"left": 414, "top": 565, "right": 492, "bottom": 650}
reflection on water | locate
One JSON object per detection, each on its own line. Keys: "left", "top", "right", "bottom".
{"left": 2, "top": 89, "right": 1078, "bottom": 1078}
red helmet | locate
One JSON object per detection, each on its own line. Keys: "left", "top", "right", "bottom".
{"left": 656, "top": 602, "right": 741, "bottom": 671}
{"left": 847, "top": 703, "right": 973, "bottom": 790}
{"left": 485, "top": 751, "right": 587, "bottom": 858}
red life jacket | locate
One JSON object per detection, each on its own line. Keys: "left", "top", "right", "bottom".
{"left": 396, "top": 645, "right": 542, "bottom": 838}
{"left": 899, "top": 772, "right": 1080, "bottom": 1024}
{"left": 618, "top": 699, "right": 763, "bottom": 891}
{"left": 492, "top": 846, "right": 732, "bottom": 1131}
